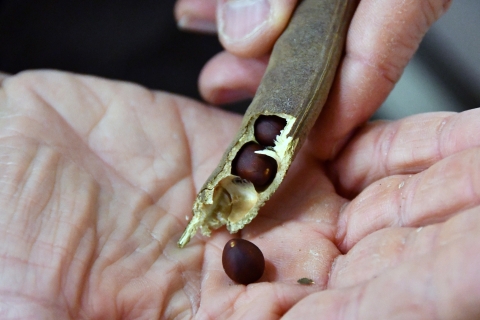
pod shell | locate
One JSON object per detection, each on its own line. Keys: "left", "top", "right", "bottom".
{"left": 178, "top": 0, "right": 358, "bottom": 248}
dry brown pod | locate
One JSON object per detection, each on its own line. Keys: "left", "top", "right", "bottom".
{"left": 178, "top": 0, "right": 358, "bottom": 247}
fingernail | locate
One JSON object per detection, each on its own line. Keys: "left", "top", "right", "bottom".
{"left": 178, "top": 15, "right": 217, "bottom": 34}
{"left": 218, "top": 0, "right": 271, "bottom": 43}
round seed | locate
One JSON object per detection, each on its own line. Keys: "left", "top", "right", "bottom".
{"left": 222, "top": 238, "right": 265, "bottom": 285}
{"left": 254, "top": 115, "right": 287, "bottom": 147}
{"left": 232, "top": 142, "right": 277, "bottom": 188}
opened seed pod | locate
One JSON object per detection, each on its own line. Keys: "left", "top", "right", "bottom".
{"left": 178, "top": 0, "right": 358, "bottom": 247}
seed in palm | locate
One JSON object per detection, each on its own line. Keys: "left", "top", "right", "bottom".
{"left": 222, "top": 238, "right": 265, "bottom": 285}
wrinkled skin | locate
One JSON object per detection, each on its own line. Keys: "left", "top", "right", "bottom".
{"left": 2, "top": 0, "right": 480, "bottom": 318}
{"left": 1, "top": 70, "right": 480, "bottom": 319}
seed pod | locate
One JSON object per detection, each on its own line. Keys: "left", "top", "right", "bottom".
{"left": 222, "top": 239, "right": 265, "bottom": 285}
{"left": 232, "top": 142, "right": 277, "bottom": 188}
{"left": 178, "top": 0, "right": 358, "bottom": 247}
{"left": 254, "top": 115, "right": 287, "bottom": 147}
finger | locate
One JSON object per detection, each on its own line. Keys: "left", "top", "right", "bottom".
{"left": 199, "top": 51, "right": 268, "bottom": 105}
{"left": 217, "top": 0, "right": 299, "bottom": 58}
{"left": 284, "top": 226, "right": 480, "bottom": 319}
{"left": 336, "top": 147, "right": 480, "bottom": 251}
{"left": 175, "top": 0, "right": 217, "bottom": 33}
{"left": 332, "top": 109, "right": 480, "bottom": 196}
{"left": 0, "top": 72, "right": 9, "bottom": 85}
{"left": 331, "top": 208, "right": 479, "bottom": 288}
{"left": 308, "top": 0, "right": 453, "bottom": 160}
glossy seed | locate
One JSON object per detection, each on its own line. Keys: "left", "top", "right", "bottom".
{"left": 232, "top": 142, "right": 277, "bottom": 188}
{"left": 254, "top": 115, "right": 287, "bottom": 147}
{"left": 222, "top": 238, "right": 265, "bottom": 285}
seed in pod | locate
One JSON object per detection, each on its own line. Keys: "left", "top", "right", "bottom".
{"left": 222, "top": 238, "right": 265, "bottom": 285}
{"left": 254, "top": 115, "right": 287, "bottom": 147}
{"left": 232, "top": 142, "right": 277, "bottom": 188}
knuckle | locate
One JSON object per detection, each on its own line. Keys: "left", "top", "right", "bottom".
{"left": 422, "top": 0, "right": 453, "bottom": 26}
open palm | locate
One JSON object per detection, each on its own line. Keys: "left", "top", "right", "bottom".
{"left": 0, "top": 70, "right": 479, "bottom": 319}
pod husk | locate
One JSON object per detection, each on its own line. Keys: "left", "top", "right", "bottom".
{"left": 178, "top": 0, "right": 358, "bottom": 247}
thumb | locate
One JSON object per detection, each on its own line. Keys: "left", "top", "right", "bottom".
{"left": 217, "top": 0, "right": 299, "bottom": 58}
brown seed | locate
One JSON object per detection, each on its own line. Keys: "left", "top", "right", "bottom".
{"left": 254, "top": 115, "right": 287, "bottom": 147}
{"left": 222, "top": 238, "right": 265, "bottom": 285}
{"left": 232, "top": 142, "right": 277, "bottom": 188}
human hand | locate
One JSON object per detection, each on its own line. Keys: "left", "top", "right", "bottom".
{"left": 1, "top": 70, "right": 479, "bottom": 319}
{"left": 175, "top": 0, "right": 453, "bottom": 159}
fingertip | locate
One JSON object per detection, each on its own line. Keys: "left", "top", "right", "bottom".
{"left": 199, "top": 51, "right": 268, "bottom": 105}
{"left": 175, "top": 0, "right": 217, "bottom": 33}
{"left": 0, "top": 72, "right": 9, "bottom": 85}
{"left": 217, "top": 0, "right": 298, "bottom": 58}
